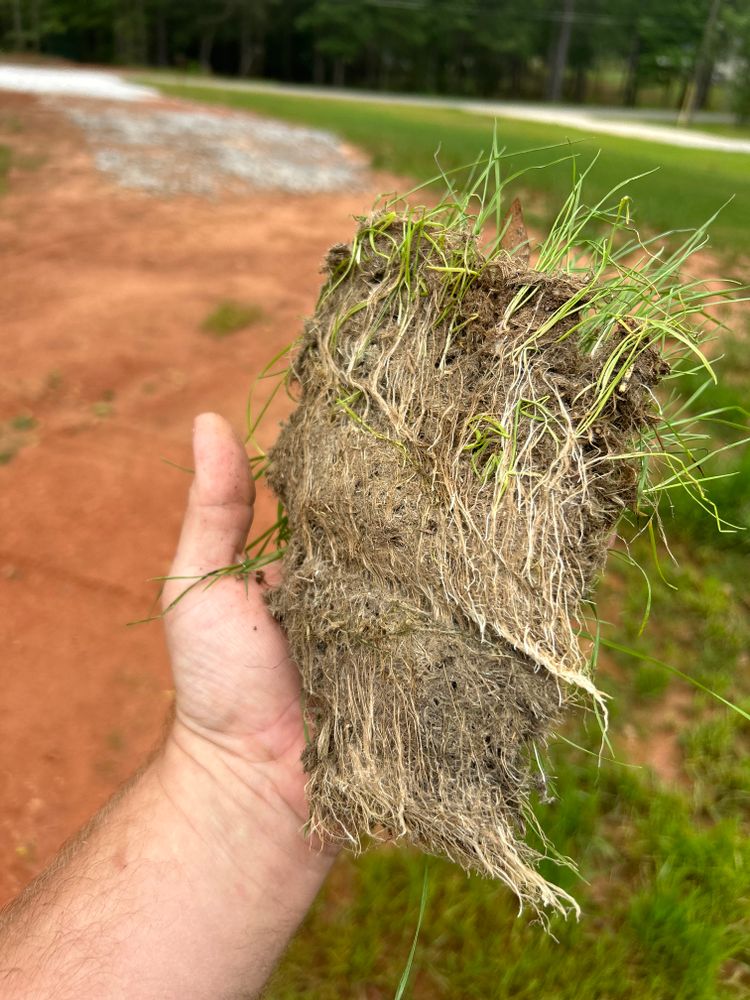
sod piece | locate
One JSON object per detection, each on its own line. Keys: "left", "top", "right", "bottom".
{"left": 266, "top": 204, "right": 672, "bottom": 915}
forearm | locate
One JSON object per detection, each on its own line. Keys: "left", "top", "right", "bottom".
{"left": 0, "top": 725, "right": 333, "bottom": 999}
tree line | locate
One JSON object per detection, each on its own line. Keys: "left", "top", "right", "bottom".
{"left": 2, "top": 0, "right": 750, "bottom": 118}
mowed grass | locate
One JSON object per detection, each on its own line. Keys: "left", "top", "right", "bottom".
{"left": 145, "top": 80, "right": 750, "bottom": 259}
{"left": 143, "top": 79, "right": 750, "bottom": 998}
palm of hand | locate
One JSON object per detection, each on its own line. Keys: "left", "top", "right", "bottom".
{"left": 161, "top": 414, "right": 308, "bottom": 823}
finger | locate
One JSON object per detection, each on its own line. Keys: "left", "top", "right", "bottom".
{"left": 261, "top": 561, "right": 283, "bottom": 588}
{"left": 172, "top": 412, "right": 254, "bottom": 574}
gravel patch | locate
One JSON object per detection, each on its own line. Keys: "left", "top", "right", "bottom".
{"left": 62, "top": 104, "right": 365, "bottom": 196}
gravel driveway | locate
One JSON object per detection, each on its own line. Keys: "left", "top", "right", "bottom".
{"left": 62, "top": 104, "right": 365, "bottom": 196}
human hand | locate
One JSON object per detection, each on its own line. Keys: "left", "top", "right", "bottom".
{"left": 160, "top": 412, "right": 310, "bottom": 826}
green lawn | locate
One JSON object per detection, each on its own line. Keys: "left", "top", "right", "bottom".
{"left": 143, "top": 79, "right": 750, "bottom": 259}
{"left": 143, "top": 78, "right": 750, "bottom": 999}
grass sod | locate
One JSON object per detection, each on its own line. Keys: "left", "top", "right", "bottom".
{"left": 141, "top": 79, "right": 750, "bottom": 260}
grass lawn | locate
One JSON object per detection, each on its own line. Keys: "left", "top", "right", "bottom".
{"left": 143, "top": 79, "right": 750, "bottom": 260}
{"left": 143, "top": 78, "right": 750, "bottom": 998}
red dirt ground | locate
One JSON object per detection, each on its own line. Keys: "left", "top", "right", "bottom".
{"left": 0, "top": 91, "right": 390, "bottom": 904}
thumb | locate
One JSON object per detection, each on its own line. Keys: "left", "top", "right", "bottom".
{"left": 170, "top": 413, "right": 254, "bottom": 577}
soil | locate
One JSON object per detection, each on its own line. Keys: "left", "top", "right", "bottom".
{"left": 0, "top": 90, "right": 392, "bottom": 904}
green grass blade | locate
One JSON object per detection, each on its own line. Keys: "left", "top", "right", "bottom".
{"left": 394, "top": 863, "right": 430, "bottom": 1000}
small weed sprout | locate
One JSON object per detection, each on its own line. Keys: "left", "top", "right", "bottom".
{"left": 201, "top": 299, "right": 264, "bottom": 338}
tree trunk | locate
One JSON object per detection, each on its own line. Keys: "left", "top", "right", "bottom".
{"left": 134, "top": 0, "right": 147, "bottom": 65}
{"left": 155, "top": 10, "right": 168, "bottom": 66}
{"left": 622, "top": 32, "right": 640, "bottom": 107}
{"left": 333, "top": 57, "right": 346, "bottom": 88}
{"left": 11, "top": 0, "right": 23, "bottom": 50}
{"left": 678, "top": 0, "right": 722, "bottom": 124}
{"left": 379, "top": 51, "right": 393, "bottom": 91}
{"left": 313, "top": 48, "right": 325, "bottom": 85}
{"left": 199, "top": 29, "right": 215, "bottom": 74}
{"left": 239, "top": 10, "right": 253, "bottom": 77}
{"left": 694, "top": 55, "right": 715, "bottom": 110}
{"left": 30, "top": 0, "right": 41, "bottom": 51}
{"left": 573, "top": 65, "right": 587, "bottom": 103}
{"left": 676, "top": 74, "right": 690, "bottom": 112}
{"left": 510, "top": 55, "right": 523, "bottom": 98}
{"left": 546, "top": 0, "right": 575, "bottom": 102}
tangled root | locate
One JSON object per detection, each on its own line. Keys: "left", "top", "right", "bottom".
{"left": 266, "top": 215, "right": 666, "bottom": 916}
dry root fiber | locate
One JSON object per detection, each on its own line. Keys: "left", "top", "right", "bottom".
{"left": 267, "top": 214, "right": 666, "bottom": 916}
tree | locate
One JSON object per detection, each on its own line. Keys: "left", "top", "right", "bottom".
{"left": 726, "top": 1, "right": 750, "bottom": 121}
{"left": 546, "top": 0, "right": 575, "bottom": 101}
{"left": 678, "top": 0, "right": 723, "bottom": 123}
{"left": 296, "top": 0, "right": 372, "bottom": 87}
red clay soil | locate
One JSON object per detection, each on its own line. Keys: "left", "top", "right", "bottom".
{"left": 0, "top": 91, "right": 390, "bottom": 904}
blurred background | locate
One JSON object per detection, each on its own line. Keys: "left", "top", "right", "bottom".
{"left": 0, "top": 2, "right": 749, "bottom": 998}
{"left": 2, "top": 0, "right": 750, "bottom": 119}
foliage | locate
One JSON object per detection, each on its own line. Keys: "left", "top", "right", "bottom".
{"left": 726, "top": 2, "right": 750, "bottom": 122}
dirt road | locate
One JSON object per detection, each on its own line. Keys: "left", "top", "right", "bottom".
{"left": 0, "top": 89, "right": 387, "bottom": 903}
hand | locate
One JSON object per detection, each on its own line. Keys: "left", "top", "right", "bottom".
{"left": 161, "top": 412, "right": 309, "bottom": 825}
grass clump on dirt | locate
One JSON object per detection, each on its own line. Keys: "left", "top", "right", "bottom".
{"left": 254, "top": 148, "right": 747, "bottom": 918}
{"left": 201, "top": 298, "right": 263, "bottom": 338}
{"left": 0, "top": 412, "right": 38, "bottom": 465}
{"left": 0, "top": 144, "right": 11, "bottom": 194}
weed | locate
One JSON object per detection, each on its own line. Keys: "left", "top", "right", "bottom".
{"left": 91, "top": 401, "right": 113, "bottom": 418}
{"left": 0, "top": 144, "right": 10, "bottom": 194}
{"left": 13, "top": 153, "right": 46, "bottom": 172}
{"left": 0, "top": 115, "right": 22, "bottom": 133}
{"left": 10, "top": 414, "right": 37, "bottom": 432}
{"left": 201, "top": 299, "right": 264, "bottom": 338}
{"left": 105, "top": 729, "right": 125, "bottom": 752}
